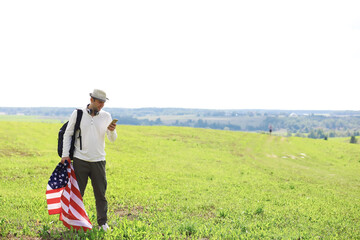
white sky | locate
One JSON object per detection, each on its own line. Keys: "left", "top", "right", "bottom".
{"left": 1, "top": 0, "right": 359, "bottom": 110}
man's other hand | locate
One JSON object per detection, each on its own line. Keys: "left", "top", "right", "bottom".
{"left": 61, "top": 157, "right": 71, "bottom": 164}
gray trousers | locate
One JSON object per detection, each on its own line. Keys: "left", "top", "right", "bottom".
{"left": 73, "top": 157, "right": 108, "bottom": 226}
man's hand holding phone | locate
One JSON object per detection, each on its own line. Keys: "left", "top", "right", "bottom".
{"left": 108, "top": 119, "right": 118, "bottom": 131}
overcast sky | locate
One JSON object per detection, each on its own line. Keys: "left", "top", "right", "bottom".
{"left": 1, "top": 1, "right": 359, "bottom": 110}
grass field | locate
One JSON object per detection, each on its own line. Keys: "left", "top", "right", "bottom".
{"left": 0, "top": 120, "right": 360, "bottom": 239}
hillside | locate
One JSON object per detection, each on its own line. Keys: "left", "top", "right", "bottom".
{"left": 0, "top": 121, "right": 360, "bottom": 239}
{"left": 1, "top": 107, "right": 360, "bottom": 137}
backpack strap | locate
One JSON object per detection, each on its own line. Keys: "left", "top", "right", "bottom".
{"left": 69, "top": 109, "right": 83, "bottom": 159}
{"left": 74, "top": 109, "right": 83, "bottom": 150}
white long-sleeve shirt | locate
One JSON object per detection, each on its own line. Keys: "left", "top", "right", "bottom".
{"left": 62, "top": 107, "right": 117, "bottom": 162}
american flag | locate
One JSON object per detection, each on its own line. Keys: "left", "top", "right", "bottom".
{"left": 46, "top": 161, "right": 92, "bottom": 231}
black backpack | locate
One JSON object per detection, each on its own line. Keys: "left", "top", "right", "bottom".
{"left": 58, "top": 109, "right": 83, "bottom": 159}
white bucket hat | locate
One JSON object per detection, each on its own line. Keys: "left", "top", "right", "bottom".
{"left": 90, "top": 89, "right": 109, "bottom": 102}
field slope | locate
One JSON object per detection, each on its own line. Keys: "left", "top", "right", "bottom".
{"left": 0, "top": 121, "right": 360, "bottom": 239}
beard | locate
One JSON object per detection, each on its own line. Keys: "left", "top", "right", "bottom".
{"left": 92, "top": 105, "right": 100, "bottom": 112}
{"left": 88, "top": 103, "right": 102, "bottom": 115}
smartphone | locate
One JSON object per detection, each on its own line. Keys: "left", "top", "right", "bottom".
{"left": 108, "top": 119, "right": 118, "bottom": 129}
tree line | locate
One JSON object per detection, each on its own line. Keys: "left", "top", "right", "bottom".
{"left": 1, "top": 107, "right": 360, "bottom": 138}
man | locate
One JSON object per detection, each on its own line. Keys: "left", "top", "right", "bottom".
{"left": 61, "top": 89, "right": 117, "bottom": 231}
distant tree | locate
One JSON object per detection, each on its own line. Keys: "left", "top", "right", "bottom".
{"left": 316, "top": 129, "right": 326, "bottom": 139}
{"left": 115, "top": 116, "right": 141, "bottom": 125}
{"left": 155, "top": 118, "right": 162, "bottom": 125}
{"left": 212, "top": 111, "right": 226, "bottom": 117}
{"left": 247, "top": 112, "right": 254, "bottom": 117}
{"left": 350, "top": 136, "right": 357, "bottom": 144}
{"left": 195, "top": 119, "right": 208, "bottom": 128}
{"left": 308, "top": 130, "right": 317, "bottom": 139}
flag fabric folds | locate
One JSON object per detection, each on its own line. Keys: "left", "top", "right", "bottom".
{"left": 46, "top": 161, "right": 92, "bottom": 231}
{"left": 46, "top": 162, "right": 68, "bottom": 215}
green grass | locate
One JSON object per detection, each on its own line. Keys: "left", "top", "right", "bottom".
{"left": 1, "top": 121, "right": 360, "bottom": 239}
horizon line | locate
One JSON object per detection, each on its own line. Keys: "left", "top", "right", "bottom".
{"left": 1, "top": 106, "right": 360, "bottom": 112}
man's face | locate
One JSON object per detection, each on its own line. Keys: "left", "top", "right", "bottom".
{"left": 92, "top": 98, "right": 105, "bottom": 111}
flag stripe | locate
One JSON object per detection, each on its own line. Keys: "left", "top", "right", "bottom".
{"left": 47, "top": 202, "right": 62, "bottom": 209}
{"left": 47, "top": 197, "right": 61, "bottom": 205}
{"left": 46, "top": 186, "right": 64, "bottom": 214}
{"left": 46, "top": 187, "right": 63, "bottom": 194}
{"left": 46, "top": 188, "right": 63, "bottom": 199}
{"left": 68, "top": 200, "right": 91, "bottom": 224}
{"left": 62, "top": 205, "right": 91, "bottom": 226}
{"left": 61, "top": 214, "right": 92, "bottom": 231}
{"left": 48, "top": 208, "right": 62, "bottom": 215}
